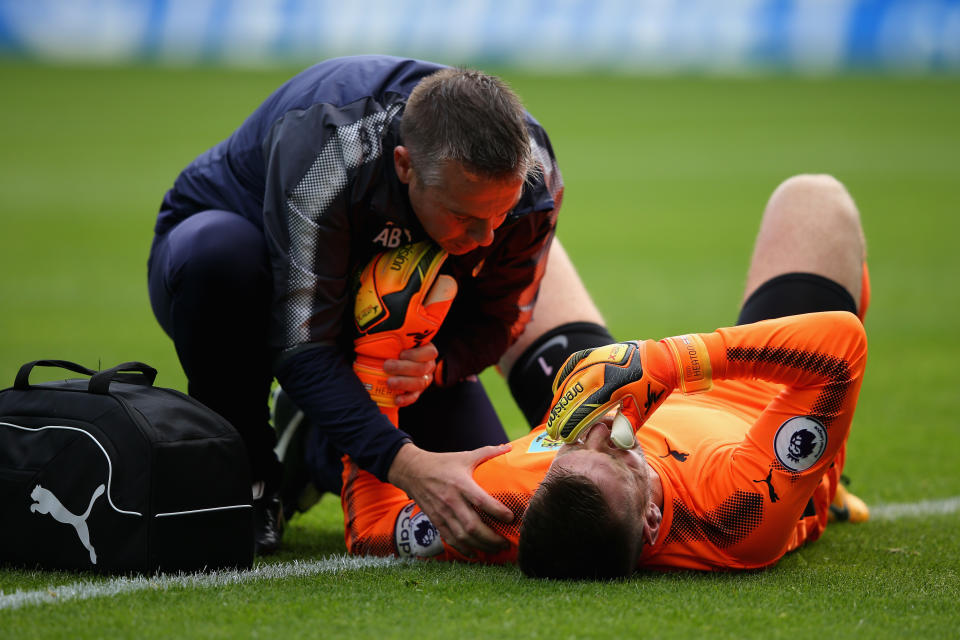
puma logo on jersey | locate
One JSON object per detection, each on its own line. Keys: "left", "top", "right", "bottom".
{"left": 659, "top": 438, "right": 689, "bottom": 462}
{"left": 372, "top": 224, "right": 412, "bottom": 248}
{"left": 752, "top": 469, "right": 780, "bottom": 503}
{"left": 30, "top": 483, "right": 105, "bottom": 564}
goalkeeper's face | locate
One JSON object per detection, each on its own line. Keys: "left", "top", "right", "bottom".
{"left": 398, "top": 152, "right": 524, "bottom": 255}
{"left": 550, "top": 421, "right": 651, "bottom": 533}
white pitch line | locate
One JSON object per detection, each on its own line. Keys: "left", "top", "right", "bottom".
{"left": 869, "top": 495, "right": 960, "bottom": 521}
{"left": 0, "top": 555, "right": 404, "bottom": 612}
{"left": 3, "top": 495, "right": 958, "bottom": 612}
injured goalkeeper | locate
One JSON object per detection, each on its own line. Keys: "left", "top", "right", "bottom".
{"left": 298, "top": 174, "right": 872, "bottom": 578}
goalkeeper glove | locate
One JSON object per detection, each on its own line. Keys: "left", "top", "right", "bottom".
{"left": 352, "top": 241, "right": 457, "bottom": 421}
{"left": 544, "top": 333, "right": 713, "bottom": 444}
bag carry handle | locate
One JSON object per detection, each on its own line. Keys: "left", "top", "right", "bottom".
{"left": 14, "top": 359, "right": 158, "bottom": 394}
{"left": 89, "top": 362, "right": 158, "bottom": 394}
{"left": 15, "top": 360, "right": 98, "bottom": 389}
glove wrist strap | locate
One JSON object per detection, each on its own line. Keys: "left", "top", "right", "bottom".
{"left": 664, "top": 333, "right": 713, "bottom": 394}
{"left": 353, "top": 357, "right": 398, "bottom": 407}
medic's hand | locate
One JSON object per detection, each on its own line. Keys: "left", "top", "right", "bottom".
{"left": 382, "top": 343, "right": 440, "bottom": 408}
{"left": 387, "top": 442, "right": 514, "bottom": 557}
{"left": 545, "top": 334, "right": 713, "bottom": 444}
{"left": 352, "top": 241, "right": 457, "bottom": 411}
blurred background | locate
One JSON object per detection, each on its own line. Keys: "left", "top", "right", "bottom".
{"left": 1, "top": 0, "right": 958, "bottom": 72}
{"left": 1, "top": 0, "right": 958, "bottom": 504}
{"left": 2, "top": 4, "right": 959, "bottom": 633}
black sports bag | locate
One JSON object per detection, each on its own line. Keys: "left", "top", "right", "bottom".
{"left": 0, "top": 360, "right": 254, "bottom": 573}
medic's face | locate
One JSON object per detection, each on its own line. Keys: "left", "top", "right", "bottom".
{"left": 394, "top": 147, "right": 524, "bottom": 256}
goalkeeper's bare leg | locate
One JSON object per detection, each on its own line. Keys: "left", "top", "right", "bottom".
{"left": 741, "top": 173, "right": 867, "bottom": 318}
{"left": 739, "top": 173, "right": 870, "bottom": 523}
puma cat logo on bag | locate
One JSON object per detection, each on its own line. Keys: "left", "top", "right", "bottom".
{"left": 30, "top": 483, "right": 105, "bottom": 564}
{"left": 2, "top": 359, "right": 254, "bottom": 573}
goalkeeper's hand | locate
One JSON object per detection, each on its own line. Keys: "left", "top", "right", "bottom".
{"left": 352, "top": 241, "right": 457, "bottom": 415}
{"left": 544, "top": 334, "right": 713, "bottom": 444}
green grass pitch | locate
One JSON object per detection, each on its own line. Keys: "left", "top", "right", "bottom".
{"left": 0, "top": 61, "right": 958, "bottom": 638}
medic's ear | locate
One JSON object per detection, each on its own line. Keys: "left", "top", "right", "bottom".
{"left": 394, "top": 146, "right": 413, "bottom": 184}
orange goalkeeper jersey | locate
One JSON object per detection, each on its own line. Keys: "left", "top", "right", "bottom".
{"left": 341, "top": 311, "right": 867, "bottom": 570}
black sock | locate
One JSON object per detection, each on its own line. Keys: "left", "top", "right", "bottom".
{"left": 508, "top": 322, "right": 615, "bottom": 427}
